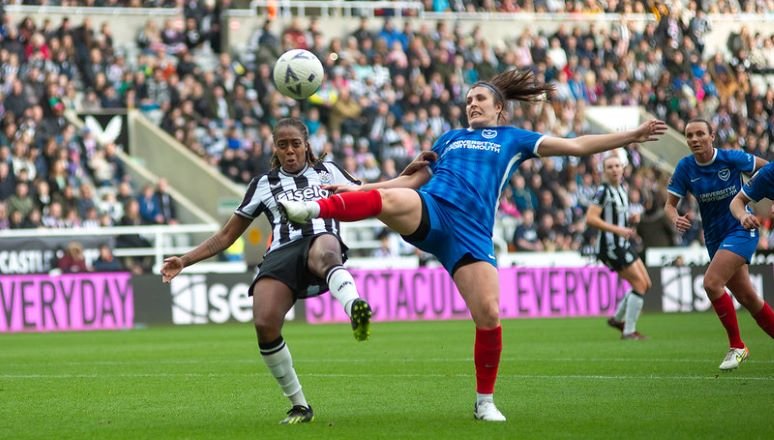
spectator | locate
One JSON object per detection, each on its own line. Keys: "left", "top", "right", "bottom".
{"left": 0, "top": 161, "right": 16, "bottom": 200}
{"left": 154, "top": 177, "right": 178, "bottom": 225}
{"left": 76, "top": 182, "right": 98, "bottom": 219}
{"left": 56, "top": 241, "right": 92, "bottom": 273}
{"left": 137, "top": 183, "right": 161, "bottom": 224}
{"left": 512, "top": 209, "right": 543, "bottom": 252}
{"left": 0, "top": 201, "right": 10, "bottom": 229}
{"left": 42, "top": 200, "right": 67, "bottom": 228}
{"left": 7, "top": 181, "right": 34, "bottom": 220}
{"left": 93, "top": 243, "right": 124, "bottom": 272}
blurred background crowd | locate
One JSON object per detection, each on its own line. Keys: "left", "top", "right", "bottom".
{"left": 0, "top": 1, "right": 773, "bottom": 271}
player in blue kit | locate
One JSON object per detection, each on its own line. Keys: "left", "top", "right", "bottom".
{"left": 665, "top": 119, "right": 774, "bottom": 371}
{"left": 279, "top": 69, "right": 667, "bottom": 421}
{"left": 730, "top": 162, "right": 774, "bottom": 230}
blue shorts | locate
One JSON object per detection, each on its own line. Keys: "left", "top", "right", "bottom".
{"left": 707, "top": 229, "right": 758, "bottom": 263}
{"left": 401, "top": 191, "right": 496, "bottom": 274}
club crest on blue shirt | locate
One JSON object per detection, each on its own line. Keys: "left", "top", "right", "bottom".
{"left": 482, "top": 129, "right": 497, "bottom": 139}
{"left": 317, "top": 170, "right": 332, "bottom": 184}
{"left": 718, "top": 168, "right": 730, "bottom": 181}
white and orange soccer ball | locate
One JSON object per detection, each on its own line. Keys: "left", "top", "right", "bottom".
{"left": 272, "top": 49, "right": 324, "bottom": 100}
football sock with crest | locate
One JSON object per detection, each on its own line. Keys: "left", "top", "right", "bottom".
{"left": 711, "top": 294, "right": 745, "bottom": 349}
{"left": 316, "top": 190, "right": 383, "bottom": 221}
{"left": 474, "top": 326, "right": 502, "bottom": 395}
{"left": 260, "top": 336, "right": 308, "bottom": 408}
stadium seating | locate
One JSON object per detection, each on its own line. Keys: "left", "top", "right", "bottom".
{"left": 1, "top": 2, "right": 773, "bottom": 269}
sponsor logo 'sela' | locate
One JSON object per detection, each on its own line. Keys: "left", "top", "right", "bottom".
{"left": 170, "top": 275, "right": 295, "bottom": 324}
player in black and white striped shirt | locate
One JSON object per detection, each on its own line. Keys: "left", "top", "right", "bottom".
{"left": 161, "top": 118, "right": 371, "bottom": 424}
{"left": 585, "top": 153, "right": 651, "bottom": 340}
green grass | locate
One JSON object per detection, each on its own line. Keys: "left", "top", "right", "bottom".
{"left": 1, "top": 313, "right": 772, "bottom": 439}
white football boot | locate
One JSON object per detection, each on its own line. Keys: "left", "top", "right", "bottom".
{"left": 474, "top": 400, "right": 506, "bottom": 422}
{"left": 278, "top": 200, "right": 318, "bottom": 224}
{"left": 719, "top": 347, "right": 749, "bottom": 371}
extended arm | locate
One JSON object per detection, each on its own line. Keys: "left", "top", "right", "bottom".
{"left": 364, "top": 167, "right": 431, "bottom": 190}
{"left": 538, "top": 120, "right": 667, "bottom": 157}
{"left": 161, "top": 214, "right": 252, "bottom": 282}
{"left": 329, "top": 167, "right": 432, "bottom": 193}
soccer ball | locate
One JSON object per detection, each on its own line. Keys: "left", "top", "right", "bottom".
{"left": 273, "top": 49, "right": 324, "bottom": 100}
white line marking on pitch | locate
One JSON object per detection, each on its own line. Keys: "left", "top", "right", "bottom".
{"left": 1, "top": 373, "right": 772, "bottom": 381}
{"left": 3, "top": 357, "right": 772, "bottom": 366}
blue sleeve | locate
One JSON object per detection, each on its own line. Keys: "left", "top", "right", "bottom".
{"left": 728, "top": 150, "right": 756, "bottom": 174}
{"left": 743, "top": 163, "right": 774, "bottom": 202}
{"left": 510, "top": 128, "right": 543, "bottom": 159}
{"left": 667, "top": 160, "right": 688, "bottom": 198}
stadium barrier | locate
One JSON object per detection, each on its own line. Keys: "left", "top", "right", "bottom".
{"left": 3, "top": 263, "right": 771, "bottom": 333}
{"left": 0, "top": 224, "right": 219, "bottom": 275}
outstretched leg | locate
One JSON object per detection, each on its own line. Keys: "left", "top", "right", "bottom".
{"left": 281, "top": 188, "right": 424, "bottom": 235}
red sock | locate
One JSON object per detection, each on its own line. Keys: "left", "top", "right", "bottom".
{"left": 711, "top": 294, "right": 745, "bottom": 349}
{"left": 753, "top": 302, "right": 774, "bottom": 338}
{"left": 317, "top": 190, "right": 383, "bottom": 221}
{"left": 474, "top": 326, "right": 502, "bottom": 394}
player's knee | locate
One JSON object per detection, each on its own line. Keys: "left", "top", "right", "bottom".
{"left": 378, "top": 188, "right": 404, "bottom": 212}
{"left": 254, "top": 315, "right": 280, "bottom": 340}
{"left": 377, "top": 188, "right": 392, "bottom": 205}
{"left": 703, "top": 274, "right": 724, "bottom": 295}
{"left": 316, "top": 248, "right": 341, "bottom": 268}
{"left": 474, "top": 300, "right": 500, "bottom": 328}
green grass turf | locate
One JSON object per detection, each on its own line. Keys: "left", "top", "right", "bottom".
{"left": 1, "top": 312, "right": 772, "bottom": 440}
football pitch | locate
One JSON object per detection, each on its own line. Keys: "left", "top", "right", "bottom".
{"left": 2, "top": 312, "right": 772, "bottom": 439}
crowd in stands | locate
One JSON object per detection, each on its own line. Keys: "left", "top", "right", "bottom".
{"left": 1, "top": 2, "right": 773, "bottom": 267}
{"left": 426, "top": 0, "right": 774, "bottom": 14}
{"left": 0, "top": 5, "right": 185, "bottom": 272}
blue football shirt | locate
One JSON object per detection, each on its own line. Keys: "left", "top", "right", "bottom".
{"left": 423, "top": 126, "right": 544, "bottom": 231}
{"left": 741, "top": 161, "right": 774, "bottom": 202}
{"left": 667, "top": 148, "right": 756, "bottom": 246}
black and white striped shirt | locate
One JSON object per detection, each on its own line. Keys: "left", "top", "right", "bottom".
{"left": 591, "top": 182, "right": 630, "bottom": 255}
{"left": 236, "top": 161, "right": 360, "bottom": 253}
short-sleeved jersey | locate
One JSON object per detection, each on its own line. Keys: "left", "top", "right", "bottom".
{"left": 591, "top": 182, "right": 631, "bottom": 254}
{"left": 741, "top": 161, "right": 774, "bottom": 202}
{"left": 423, "top": 126, "right": 544, "bottom": 233}
{"left": 667, "top": 148, "right": 756, "bottom": 245}
{"left": 236, "top": 161, "right": 359, "bottom": 253}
